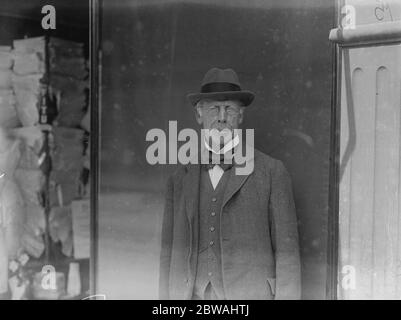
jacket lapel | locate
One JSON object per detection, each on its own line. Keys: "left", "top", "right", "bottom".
{"left": 183, "top": 163, "right": 200, "bottom": 222}
{"left": 222, "top": 167, "right": 250, "bottom": 208}
{"left": 222, "top": 153, "right": 255, "bottom": 208}
{"left": 183, "top": 162, "right": 200, "bottom": 289}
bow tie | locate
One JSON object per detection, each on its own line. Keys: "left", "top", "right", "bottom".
{"left": 203, "top": 162, "right": 233, "bottom": 171}
{"left": 203, "top": 154, "right": 234, "bottom": 171}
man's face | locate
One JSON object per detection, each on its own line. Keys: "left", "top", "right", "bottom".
{"left": 195, "top": 99, "right": 244, "bottom": 131}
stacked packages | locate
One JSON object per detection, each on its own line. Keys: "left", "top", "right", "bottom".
{"left": 49, "top": 127, "right": 86, "bottom": 257}
{"left": 0, "top": 46, "right": 19, "bottom": 128}
{"left": 0, "top": 36, "right": 89, "bottom": 260}
{"left": 12, "top": 126, "right": 46, "bottom": 258}
{"left": 12, "top": 36, "right": 88, "bottom": 127}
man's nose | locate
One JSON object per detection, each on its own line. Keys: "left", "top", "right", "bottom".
{"left": 218, "top": 107, "right": 227, "bottom": 123}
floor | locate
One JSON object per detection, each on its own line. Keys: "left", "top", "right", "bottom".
{"left": 97, "top": 191, "right": 164, "bottom": 299}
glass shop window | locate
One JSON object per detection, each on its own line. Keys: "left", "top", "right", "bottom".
{"left": 97, "top": 0, "right": 335, "bottom": 299}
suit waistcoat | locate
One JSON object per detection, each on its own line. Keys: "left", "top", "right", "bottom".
{"left": 193, "top": 166, "right": 231, "bottom": 299}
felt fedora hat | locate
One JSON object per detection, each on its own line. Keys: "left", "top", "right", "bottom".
{"left": 187, "top": 67, "right": 255, "bottom": 106}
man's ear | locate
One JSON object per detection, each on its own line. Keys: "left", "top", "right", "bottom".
{"left": 238, "top": 107, "right": 245, "bottom": 124}
{"left": 195, "top": 107, "right": 203, "bottom": 125}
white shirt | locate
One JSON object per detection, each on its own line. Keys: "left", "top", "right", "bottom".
{"left": 208, "top": 165, "right": 225, "bottom": 190}
{"left": 204, "top": 134, "right": 239, "bottom": 189}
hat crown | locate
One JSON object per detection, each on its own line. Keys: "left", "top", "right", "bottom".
{"left": 186, "top": 67, "right": 254, "bottom": 107}
{"left": 201, "top": 68, "right": 241, "bottom": 87}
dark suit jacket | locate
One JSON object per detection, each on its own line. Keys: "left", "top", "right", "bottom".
{"left": 159, "top": 149, "right": 301, "bottom": 300}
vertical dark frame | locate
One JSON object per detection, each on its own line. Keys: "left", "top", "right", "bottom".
{"left": 89, "top": 0, "right": 101, "bottom": 297}
{"left": 326, "top": 0, "right": 342, "bottom": 300}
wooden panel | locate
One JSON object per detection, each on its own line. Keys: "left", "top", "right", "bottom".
{"left": 372, "top": 65, "right": 399, "bottom": 299}
{"left": 339, "top": 44, "right": 401, "bottom": 299}
{"left": 396, "top": 49, "right": 401, "bottom": 299}
{"left": 349, "top": 65, "right": 375, "bottom": 299}
{"left": 344, "top": 0, "right": 401, "bottom": 26}
{"left": 338, "top": 53, "right": 352, "bottom": 300}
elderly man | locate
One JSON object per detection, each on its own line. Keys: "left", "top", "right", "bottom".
{"left": 159, "top": 68, "right": 301, "bottom": 300}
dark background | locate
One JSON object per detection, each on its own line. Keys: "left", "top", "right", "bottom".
{"left": 99, "top": 0, "right": 335, "bottom": 299}
{"left": 0, "top": 0, "right": 89, "bottom": 46}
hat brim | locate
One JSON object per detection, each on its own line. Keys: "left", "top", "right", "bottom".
{"left": 187, "top": 90, "right": 255, "bottom": 107}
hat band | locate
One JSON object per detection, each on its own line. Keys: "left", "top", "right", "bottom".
{"left": 201, "top": 82, "right": 241, "bottom": 93}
